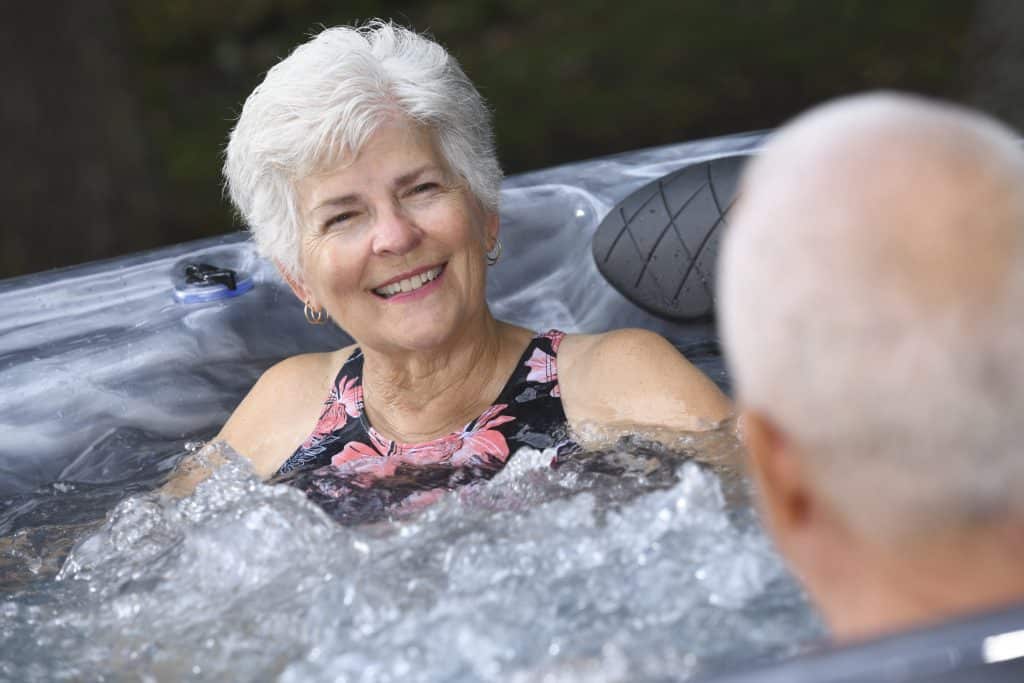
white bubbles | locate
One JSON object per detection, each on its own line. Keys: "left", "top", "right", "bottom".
{"left": 1, "top": 438, "right": 822, "bottom": 681}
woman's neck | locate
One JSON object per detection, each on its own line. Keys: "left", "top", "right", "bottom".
{"left": 359, "top": 315, "right": 530, "bottom": 444}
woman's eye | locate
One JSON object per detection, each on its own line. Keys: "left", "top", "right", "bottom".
{"left": 410, "top": 182, "right": 440, "bottom": 195}
{"left": 324, "top": 212, "right": 357, "bottom": 228}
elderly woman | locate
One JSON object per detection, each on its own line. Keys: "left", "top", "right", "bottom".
{"left": 214, "top": 22, "right": 729, "bottom": 514}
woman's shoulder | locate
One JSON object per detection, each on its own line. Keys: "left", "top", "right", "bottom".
{"left": 261, "top": 345, "right": 357, "bottom": 385}
{"left": 217, "top": 345, "right": 357, "bottom": 478}
{"left": 247, "top": 345, "right": 359, "bottom": 402}
{"left": 557, "top": 328, "right": 731, "bottom": 435}
{"left": 557, "top": 328, "right": 674, "bottom": 370}
{"left": 557, "top": 328, "right": 688, "bottom": 395}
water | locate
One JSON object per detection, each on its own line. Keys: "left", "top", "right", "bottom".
{"left": 0, "top": 431, "right": 822, "bottom": 682}
{"left": 0, "top": 136, "right": 824, "bottom": 680}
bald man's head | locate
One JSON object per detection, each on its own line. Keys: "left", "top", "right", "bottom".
{"left": 743, "top": 94, "right": 1023, "bottom": 314}
{"left": 718, "top": 93, "right": 1024, "bottom": 540}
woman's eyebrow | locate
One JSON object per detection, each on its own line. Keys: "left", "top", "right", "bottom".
{"left": 310, "top": 193, "right": 360, "bottom": 216}
{"left": 393, "top": 164, "right": 439, "bottom": 189}
{"left": 308, "top": 165, "right": 441, "bottom": 216}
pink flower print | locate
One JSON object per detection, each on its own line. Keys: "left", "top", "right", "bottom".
{"left": 321, "top": 376, "right": 363, "bottom": 433}
{"left": 340, "top": 375, "right": 363, "bottom": 408}
{"left": 300, "top": 376, "right": 364, "bottom": 449}
{"left": 300, "top": 377, "right": 363, "bottom": 452}
{"left": 524, "top": 347, "right": 561, "bottom": 397}
{"left": 450, "top": 403, "right": 515, "bottom": 468}
{"left": 330, "top": 439, "right": 400, "bottom": 487}
{"left": 542, "top": 329, "right": 564, "bottom": 343}
{"left": 332, "top": 427, "right": 395, "bottom": 465}
{"left": 398, "top": 440, "right": 458, "bottom": 467}
{"left": 331, "top": 439, "right": 383, "bottom": 467}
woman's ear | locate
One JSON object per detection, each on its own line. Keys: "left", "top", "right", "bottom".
{"left": 485, "top": 210, "right": 500, "bottom": 250}
{"left": 274, "top": 259, "right": 312, "bottom": 304}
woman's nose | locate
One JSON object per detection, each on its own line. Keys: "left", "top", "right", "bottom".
{"left": 370, "top": 205, "right": 423, "bottom": 256}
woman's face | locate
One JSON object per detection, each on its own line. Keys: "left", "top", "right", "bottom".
{"left": 291, "top": 118, "right": 498, "bottom": 354}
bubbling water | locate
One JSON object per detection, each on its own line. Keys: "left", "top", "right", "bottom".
{"left": 0, "top": 435, "right": 822, "bottom": 682}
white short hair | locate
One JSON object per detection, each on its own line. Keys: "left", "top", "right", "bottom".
{"left": 718, "top": 93, "right": 1024, "bottom": 540}
{"left": 223, "top": 21, "right": 502, "bottom": 276}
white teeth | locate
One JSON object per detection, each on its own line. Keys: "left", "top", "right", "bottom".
{"left": 374, "top": 266, "right": 442, "bottom": 298}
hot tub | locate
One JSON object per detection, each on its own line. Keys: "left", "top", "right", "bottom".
{"left": 3, "top": 133, "right": 1014, "bottom": 682}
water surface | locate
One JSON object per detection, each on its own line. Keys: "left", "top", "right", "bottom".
{"left": 1, "top": 431, "right": 822, "bottom": 682}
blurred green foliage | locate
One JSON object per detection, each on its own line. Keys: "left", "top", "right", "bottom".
{"left": 3, "top": 1, "right": 980, "bottom": 276}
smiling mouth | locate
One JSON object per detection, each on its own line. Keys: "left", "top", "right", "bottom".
{"left": 372, "top": 265, "right": 445, "bottom": 298}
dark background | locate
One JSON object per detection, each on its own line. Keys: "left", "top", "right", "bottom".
{"left": 2, "top": 0, "right": 1021, "bottom": 280}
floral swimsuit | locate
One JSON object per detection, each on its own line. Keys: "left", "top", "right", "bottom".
{"left": 271, "top": 330, "right": 579, "bottom": 523}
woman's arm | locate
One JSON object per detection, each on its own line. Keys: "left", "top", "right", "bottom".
{"left": 558, "top": 328, "right": 732, "bottom": 446}
{"left": 159, "top": 439, "right": 233, "bottom": 498}
{"left": 217, "top": 352, "right": 338, "bottom": 479}
{"left": 162, "top": 349, "right": 346, "bottom": 496}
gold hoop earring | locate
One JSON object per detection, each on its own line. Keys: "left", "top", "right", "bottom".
{"left": 304, "top": 301, "right": 327, "bottom": 325}
{"left": 486, "top": 238, "right": 503, "bottom": 266}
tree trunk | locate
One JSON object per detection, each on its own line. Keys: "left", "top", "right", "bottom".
{"left": 960, "top": 0, "right": 1024, "bottom": 131}
{"left": 0, "top": 0, "right": 157, "bottom": 279}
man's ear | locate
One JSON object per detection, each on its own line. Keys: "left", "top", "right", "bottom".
{"left": 741, "top": 410, "right": 863, "bottom": 634}
{"left": 274, "top": 259, "right": 312, "bottom": 304}
{"left": 741, "top": 410, "right": 812, "bottom": 535}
